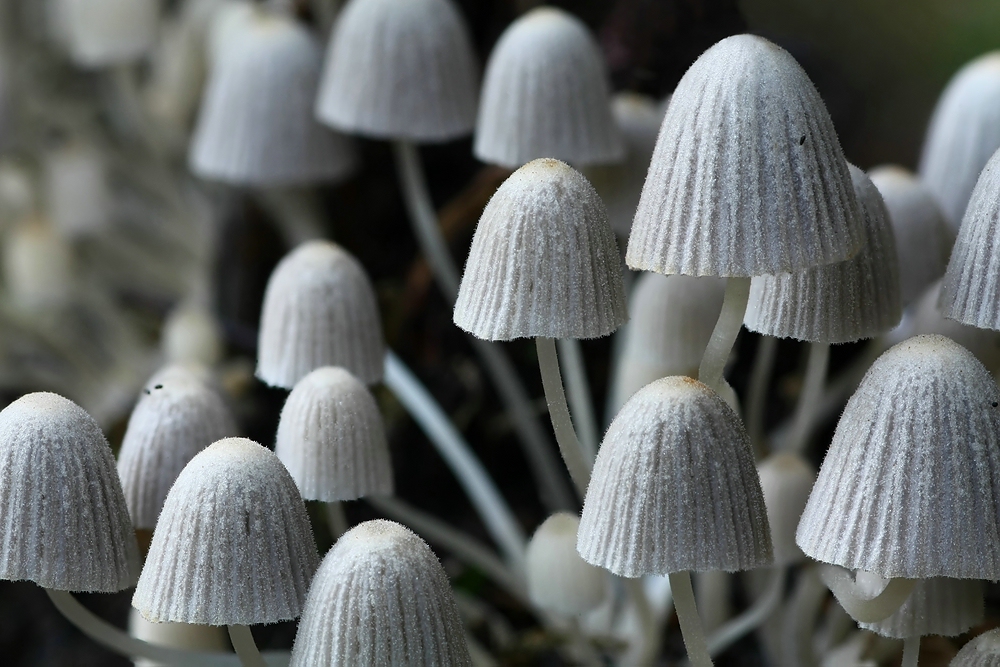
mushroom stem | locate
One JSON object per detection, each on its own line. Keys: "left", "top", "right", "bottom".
{"left": 228, "top": 625, "right": 265, "bottom": 667}
{"left": 536, "top": 336, "right": 592, "bottom": 499}
{"left": 902, "top": 636, "right": 921, "bottom": 667}
{"left": 786, "top": 342, "right": 830, "bottom": 453}
{"left": 623, "top": 577, "right": 660, "bottom": 666}
{"left": 818, "top": 565, "right": 916, "bottom": 623}
{"left": 325, "top": 501, "right": 348, "bottom": 540}
{"left": 669, "top": 571, "right": 714, "bottom": 667}
{"left": 782, "top": 565, "right": 827, "bottom": 667}
{"left": 698, "top": 277, "right": 751, "bottom": 394}
{"left": 746, "top": 335, "right": 777, "bottom": 458}
{"left": 256, "top": 188, "right": 325, "bottom": 246}
{"left": 707, "top": 566, "right": 784, "bottom": 656}
{"left": 557, "top": 338, "right": 599, "bottom": 461}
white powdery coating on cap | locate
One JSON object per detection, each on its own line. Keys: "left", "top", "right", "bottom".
{"left": 796, "top": 334, "right": 1000, "bottom": 579}
{"left": 577, "top": 376, "right": 772, "bottom": 577}
{"left": 909, "top": 282, "right": 1000, "bottom": 375}
{"left": 60, "top": 0, "right": 158, "bottom": 67}
{"left": 190, "top": 10, "right": 356, "bottom": 186}
{"left": 627, "top": 34, "right": 863, "bottom": 277}
{"left": 0, "top": 392, "right": 139, "bottom": 592}
{"left": 275, "top": 367, "right": 393, "bottom": 502}
{"left": 757, "top": 452, "right": 815, "bottom": 567}
{"left": 453, "top": 158, "right": 627, "bottom": 340}
{"left": 257, "top": 241, "right": 385, "bottom": 388}
{"left": 608, "top": 273, "right": 725, "bottom": 414}
{"left": 744, "top": 165, "right": 901, "bottom": 343}
{"left": 117, "top": 367, "right": 238, "bottom": 529}
{"left": 525, "top": 513, "right": 606, "bottom": 616}
{"left": 316, "top": 0, "right": 479, "bottom": 142}
{"left": 869, "top": 165, "right": 954, "bottom": 307}
{"left": 133, "top": 437, "right": 319, "bottom": 625}
{"left": 290, "top": 520, "right": 471, "bottom": 667}
{"left": 474, "top": 7, "right": 623, "bottom": 168}
{"left": 919, "top": 52, "right": 1000, "bottom": 229}
{"left": 953, "top": 628, "right": 1000, "bottom": 667}
{"left": 859, "top": 576, "right": 983, "bottom": 639}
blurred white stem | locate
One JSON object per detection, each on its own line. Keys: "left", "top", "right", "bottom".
{"left": 699, "top": 278, "right": 751, "bottom": 394}
{"left": 782, "top": 565, "right": 827, "bottom": 667}
{"left": 818, "top": 565, "right": 915, "bottom": 623}
{"left": 227, "top": 626, "right": 264, "bottom": 667}
{"left": 325, "top": 501, "right": 348, "bottom": 540}
{"left": 902, "top": 636, "right": 920, "bottom": 667}
{"left": 786, "top": 342, "right": 830, "bottom": 454}
{"left": 669, "top": 571, "right": 714, "bottom": 667}
{"left": 536, "top": 337, "right": 592, "bottom": 499}
{"left": 623, "top": 578, "right": 660, "bottom": 666}
{"left": 707, "top": 566, "right": 784, "bottom": 656}
{"left": 695, "top": 570, "right": 731, "bottom": 634}
{"left": 746, "top": 335, "right": 777, "bottom": 458}
{"left": 558, "top": 338, "right": 599, "bottom": 461}
{"left": 257, "top": 189, "right": 325, "bottom": 246}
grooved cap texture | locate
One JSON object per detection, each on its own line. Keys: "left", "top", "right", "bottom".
{"left": 290, "top": 520, "right": 472, "bottom": 667}
{"left": 474, "top": 6, "right": 623, "bottom": 167}
{"left": 257, "top": 241, "right": 385, "bottom": 388}
{"left": 190, "top": 9, "right": 356, "bottom": 186}
{"left": 796, "top": 335, "right": 1000, "bottom": 579}
{"left": 59, "top": 0, "right": 158, "bottom": 67}
{"left": 757, "top": 452, "right": 815, "bottom": 567}
{"left": 133, "top": 437, "right": 320, "bottom": 625}
{"left": 316, "top": 0, "right": 479, "bottom": 142}
{"left": 626, "top": 34, "right": 863, "bottom": 278}
{"left": 0, "top": 392, "right": 139, "bottom": 592}
{"left": 453, "top": 158, "right": 627, "bottom": 340}
{"left": 858, "top": 576, "right": 983, "bottom": 639}
{"left": 525, "top": 513, "right": 606, "bottom": 616}
{"left": 952, "top": 628, "right": 1000, "bottom": 667}
{"left": 275, "top": 367, "right": 393, "bottom": 501}
{"left": 577, "top": 376, "right": 772, "bottom": 577}
{"left": 745, "top": 164, "right": 901, "bottom": 343}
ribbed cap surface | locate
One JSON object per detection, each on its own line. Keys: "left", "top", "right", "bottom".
{"left": 577, "top": 377, "right": 772, "bottom": 576}
{"left": 453, "top": 158, "right": 626, "bottom": 340}
{"left": 869, "top": 165, "right": 954, "bottom": 307}
{"left": 290, "top": 520, "right": 471, "bottom": 667}
{"left": 60, "top": 0, "right": 158, "bottom": 67}
{"left": 908, "top": 282, "right": 1000, "bottom": 375}
{"left": 275, "top": 367, "right": 393, "bottom": 502}
{"left": 316, "top": 0, "right": 479, "bottom": 142}
{"left": 952, "top": 629, "right": 1000, "bottom": 667}
{"left": 858, "top": 576, "right": 983, "bottom": 639}
{"left": 117, "top": 367, "right": 238, "bottom": 529}
{"left": 757, "top": 452, "right": 815, "bottom": 567}
{"left": 257, "top": 241, "right": 385, "bottom": 388}
{"left": 525, "top": 513, "right": 606, "bottom": 616}
{"left": 744, "top": 165, "right": 901, "bottom": 343}
{"left": 474, "top": 7, "right": 622, "bottom": 168}
{"left": 190, "top": 9, "right": 356, "bottom": 186}
{"left": 627, "top": 34, "right": 863, "bottom": 277}
{"left": 919, "top": 52, "right": 1000, "bottom": 229}
{"left": 0, "top": 392, "right": 139, "bottom": 592}
{"left": 796, "top": 335, "right": 1000, "bottom": 579}
{"left": 133, "top": 438, "right": 319, "bottom": 625}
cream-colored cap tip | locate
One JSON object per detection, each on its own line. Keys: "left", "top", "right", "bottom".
{"left": 627, "top": 34, "right": 863, "bottom": 277}
{"left": 316, "top": 0, "right": 479, "bottom": 142}
{"left": 578, "top": 377, "right": 772, "bottom": 577}
{"left": 453, "top": 159, "right": 627, "bottom": 340}
{"left": 744, "top": 164, "right": 902, "bottom": 343}
{"left": 60, "top": 0, "right": 159, "bottom": 67}
{"left": 919, "top": 52, "right": 1000, "bottom": 229}
{"left": 953, "top": 628, "right": 1000, "bottom": 667}
{"left": 290, "top": 519, "right": 472, "bottom": 667}
{"left": 796, "top": 334, "right": 1000, "bottom": 579}
{"left": 526, "top": 513, "right": 606, "bottom": 616}
{"left": 275, "top": 366, "right": 393, "bottom": 502}
{"left": 190, "top": 10, "right": 356, "bottom": 185}
{"left": 474, "top": 6, "right": 623, "bottom": 167}
{"left": 869, "top": 165, "right": 954, "bottom": 307}
{"left": 132, "top": 437, "right": 319, "bottom": 625}
{"left": 256, "top": 241, "right": 385, "bottom": 388}
{"left": 117, "top": 367, "right": 239, "bottom": 529}
{"left": 859, "top": 577, "right": 983, "bottom": 639}
{"left": 757, "top": 453, "right": 815, "bottom": 567}
{"left": 0, "top": 392, "right": 139, "bottom": 592}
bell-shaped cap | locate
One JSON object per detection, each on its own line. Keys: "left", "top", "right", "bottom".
{"left": 797, "top": 335, "right": 1000, "bottom": 579}
{"left": 757, "top": 453, "right": 815, "bottom": 567}
{"left": 316, "top": 0, "right": 479, "bottom": 142}
{"left": 952, "top": 628, "right": 1000, "bottom": 667}
{"left": 0, "top": 392, "right": 139, "bottom": 592}
{"left": 744, "top": 165, "right": 901, "bottom": 343}
{"left": 257, "top": 241, "right": 385, "bottom": 388}
{"left": 453, "top": 158, "right": 627, "bottom": 341}
{"left": 117, "top": 366, "right": 238, "bottom": 529}
{"left": 919, "top": 52, "right": 1000, "bottom": 229}
{"left": 275, "top": 367, "right": 393, "bottom": 502}
{"left": 58, "top": 0, "right": 159, "bottom": 67}
{"left": 577, "top": 377, "right": 772, "bottom": 577}
{"left": 906, "top": 282, "right": 1000, "bottom": 375}
{"left": 190, "top": 8, "right": 356, "bottom": 186}
{"left": 133, "top": 437, "right": 319, "bottom": 625}
{"left": 525, "top": 513, "right": 606, "bottom": 616}
{"left": 474, "top": 7, "right": 623, "bottom": 168}
{"left": 627, "top": 34, "right": 863, "bottom": 278}
{"left": 161, "top": 302, "right": 225, "bottom": 367}
{"left": 857, "top": 575, "right": 983, "bottom": 639}
{"left": 290, "top": 520, "right": 471, "bottom": 667}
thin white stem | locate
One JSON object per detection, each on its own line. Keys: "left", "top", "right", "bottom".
{"left": 624, "top": 577, "right": 660, "bottom": 666}
{"left": 818, "top": 565, "right": 915, "bottom": 623}
{"left": 707, "top": 567, "right": 784, "bottom": 656}
{"left": 699, "top": 278, "right": 751, "bottom": 394}
{"left": 536, "top": 337, "right": 592, "bottom": 499}
{"left": 695, "top": 570, "right": 731, "bottom": 634}
{"left": 325, "top": 501, "right": 348, "bottom": 540}
{"left": 782, "top": 565, "right": 827, "bottom": 667}
{"left": 902, "top": 636, "right": 921, "bottom": 667}
{"left": 558, "top": 338, "right": 600, "bottom": 461}
{"left": 669, "top": 571, "right": 713, "bottom": 667}
{"left": 228, "top": 625, "right": 265, "bottom": 667}
{"left": 786, "top": 342, "right": 830, "bottom": 454}
{"left": 257, "top": 189, "right": 325, "bottom": 246}
{"left": 746, "top": 335, "right": 777, "bottom": 458}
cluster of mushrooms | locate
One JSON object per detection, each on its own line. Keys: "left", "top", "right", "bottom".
{"left": 2, "top": 0, "right": 1000, "bottom": 666}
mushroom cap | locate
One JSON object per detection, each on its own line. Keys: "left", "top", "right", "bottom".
{"left": 858, "top": 575, "right": 983, "bottom": 639}
{"left": 190, "top": 8, "right": 356, "bottom": 186}
{"left": 474, "top": 6, "right": 623, "bottom": 167}
{"left": 525, "top": 513, "right": 606, "bottom": 616}
{"left": 796, "top": 335, "right": 1000, "bottom": 579}
{"left": 744, "top": 164, "right": 902, "bottom": 343}
{"left": 905, "top": 281, "right": 1000, "bottom": 375}
{"left": 257, "top": 241, "right": 385, "bottom": 388}
{"left": 627, "top": 34, "right": 863, "bottom": 278}
{"left": 275, "top": 366, "right": 393, "bottom": 502}
{"left": 0, "top": 392, "right": 139, "bottom": 592}
{"left": 161, "top": 303, "right": 225, "bottom": 367}
{"left": 58, "top": 0, "right": 159, "bottom": 67}
{"left": 316, "top": 0, "right": 479, "bottom": 142}
{"left": 577, "top": 376, "right": 772, "bottom": 577}
{"left": 757, "top": 452, "right": 815, "bottom": 567}
{"left": 453, "top": 158, "right": 627, "bottom": 341}
{"left": 290, "top": 520, "right": 472, "bottom": 667}
{"left": 951, "top": 628, "right": 1000, "bottom": 667}
{"left": 133, "top": 437, "right": 319, "bottom": 625}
